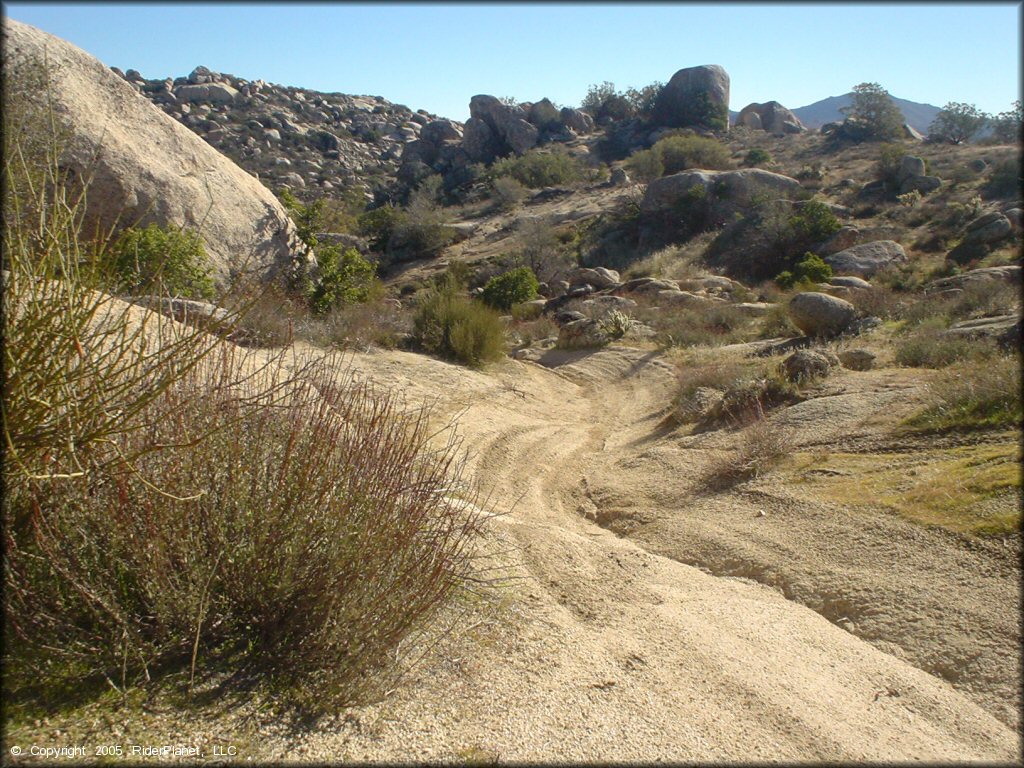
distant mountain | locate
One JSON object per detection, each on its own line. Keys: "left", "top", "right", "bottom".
{"left": 729, "top": 94, "right": 942, "bottom": 134}
{"left": 791, "top": 94, "right": 941, "bottom": 133}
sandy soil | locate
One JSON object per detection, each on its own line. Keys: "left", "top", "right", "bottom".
{"left": 246, "top": 341, "right": 1020, "bottom": 763}
{"left": 8, "top": 331, "right": 1018, "bottom": 763}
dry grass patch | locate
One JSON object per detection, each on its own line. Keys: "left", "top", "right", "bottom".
{"left": 791, "top": 443, "right": 1021, "bottom": 536}
{"left": 705, "top": 416, "right": 792, "bottom": 485}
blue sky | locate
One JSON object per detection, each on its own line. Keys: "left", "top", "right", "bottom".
{"left": 4, "top": 3, "right": 1020, "bottom": 121}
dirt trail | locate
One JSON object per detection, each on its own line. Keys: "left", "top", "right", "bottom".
{"left": 267, "top": 343, "right": 1020, "bottom": 763}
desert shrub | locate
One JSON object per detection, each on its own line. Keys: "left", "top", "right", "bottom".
{"left": 491, "top": 149, "right": 585, "bottom": 189}
{"left": 638, "top": 300, "right": 750, "bottom": 348}
{"left": 490, "top": 176, "right": 528, "bottom": 211}
{"left": 357, "top": 205, "right": 403, "bottom": 251}
{"left": 875, "top": 143, "right": 908, "bottom": 189}
{"left": 656, "top": 135, "right": 732, "bottom": 174}
{"left": 710, "top": 371, "right": 799, "bottom": 426}
{"left": 706, "top": 415, "right": 790, "bottom": 483}
{"left": 847, "top": 285, "right": 907, "bottom": 321}
{"left": 4, "top": 61, "right": 486, "bottom": 713}
{"left": 906, "top": 353, "right": 1021, "bottom": 430}
{"left": 480, "top": 267, "right": 539, "bottom": 311}
{"left": 309, "top": 245, "right": 379, "bottom": 314}
{"left": 624, "top": 147, "right": 664, "bottom": 182}
{"left": 672, "top": 356, "right": 754, "bottom": 423}
{"left": 109, "top": 223, "right": 216, "bottom": 300}
{"left": 413, "top": 280, "right": 506, "bottom": 367}
{"left": 743, "top": 148, "right": 772, "bottom": 167}
{"left": 625, "top": 134, "right": 731, "bottom": 181}
{"left": 775, "top": 252, "right": 832, "bottom": 289}
{"left": 512, "top": 315, "right": 559, "bottom": 347}
{"left": 894, "top": 318, "right": 989, "bottom": 368}
{"left": 386, "top": 178, "right": 459, "bottom": 260}
{"left": 599, "top": 309, "right": 634, "bottom": 340}
{"left": 505, "top": 216, "right": 575, "bottom": 284}
{"left": 2, "top": 57, "right": 223, "bottom": 485}
{"left": 788, "top": 201, "right": 842, "bottom": 249}
{"left": 4, "top": 348, "right": 487, "bottom": 708}
{"left": 984, "top": 157, "right": 1022, "bottom": 199}
{"left": 296, "top": 297, "right": 413, "bottom": 351}
{"left": 758, "top": 301, "right": 799, "bottom": 338}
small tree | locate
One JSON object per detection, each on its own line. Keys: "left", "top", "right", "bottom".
{"left": 991, "top": 100, "right": 1023, "bottom": 144}
{"left": 839, "top": 83, "right": 904, "bottom": 142}
{"left": 110, "top": 224, "right": 216, "bottom": 300}
{"left": 481, "top": 267, "right": 539, "bottom": 311}
{"left": 929, "top": 102, "right": 989, "bottom": 144}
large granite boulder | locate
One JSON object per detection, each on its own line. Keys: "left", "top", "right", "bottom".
{"left": 947, "top": 212, "right": 1015, "bottom": 265}
{"left": 651, "top": 65, "right": 730, "bottom": 130}
{"left": 925, "top": 265, "right": 1021, "bottom": 293}
{"left": 824, "top": 241, "right": 908, "bottom": 277}
{"left": 736, "top": 101, "right": 804, "bottom": 134}
{"left": 641, "top": 168, "right": 802, "bottom": 224}
{"left": 466, "top": 94, "right": 540, "bottom": 161}
{"left": 788, "top": 292, "right": 857, "bottom": 338}
{"left": 3, "top": 19, "right": 307, "bottom": 286}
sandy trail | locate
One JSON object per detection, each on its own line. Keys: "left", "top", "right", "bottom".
{"left": 266, "top": 343, "right": 1019, "bottom": 763}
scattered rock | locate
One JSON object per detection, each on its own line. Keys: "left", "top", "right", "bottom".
{"left": 825, "top": 241, "right": 907, "bottom": 278}
{"left": 736, "top": 101, "right": 805, "bottom": 134}
{"left": 839, "top": 349, "right": 876, "bottom": 371}
{"left": 829, "top": 275, "right": 872, "bottom": 289}
{"left": 569, "top": 267, "right": 620, "bottom": 290}
{"left": 782, "top": 350, "right": 836, "bottom": 382}
{"left": 944, "top": 315, "right": 1021, "bottom": 349}
{"left": 925, "top": 265, "right": 1021, "bottom": 292}
{"left": 788, "top": 292, "right": 857, "bottom": 338}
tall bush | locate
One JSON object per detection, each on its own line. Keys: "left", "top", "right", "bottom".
{"left": 109, "top": 223, "right": 216, "bottom": 299}
{"left": 413, "top": 278, "right": 506, "bottom": 367}
{"left": 480, "top": 267, "right": 539, "bottom": 311}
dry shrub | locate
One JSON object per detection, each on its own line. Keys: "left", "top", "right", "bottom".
{"left": 894, "top": 318, "right": 991, "bottom": 368}
{"left": 638, "top": 300, "right": 752, "bottom": 348}
{"left": 3, "top": 58, "right": 488, "bottom": 712}
{"left": 297, "top": 297, "right": 413, "bottom": 351}
{"left": 907, "top": 352, "right": 1022, "bottom": 430}
{"left": 4, "top": 347, "right": 488, "bottom": 708}
{"left": 706, "top": 414, "right": 791, "bottom": 485}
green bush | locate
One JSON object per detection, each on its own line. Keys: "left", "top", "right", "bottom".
{"left": 109, "top": 223, "right": 215, "bottom": 299}
{"left": 625, "top": 134, "right": 731, "bottom": 181}
{"left": 490, "top": 176, "right": 528, "bottom": 211}
{"left": 775, "top": 252, "right": 832, "bottom": 288}
{"left": 743, "top": 148, "right": 772, "bottom": 167}
{"left": 413, "top": 280, "right": 506, "bottom": 367}
{"left": 835, "top": 82, "right": 904, "bottom": 143}
{"left": 480, "top": 267, "right": 539, "bottom": 311}
{"left": 788, "top": 201, "right": 842, "bottom": 247}
{"left": 657, "top": 135, "right": 732, "bottom": 174}
{"left": 491, "top": 149, "right": 585, "bottom": 188}
{"left": 357, "top": 205, "right": 402, "bottom": 251}
{"left": 309, "top": 245, "right": 378, "bottom": 314}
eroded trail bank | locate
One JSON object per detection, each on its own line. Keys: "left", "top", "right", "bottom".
{"left": 265, "top": 344, "right": 1019, "bottom": 763}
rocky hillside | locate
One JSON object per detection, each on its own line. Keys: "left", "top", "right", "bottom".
{"left": 119, "top": 64, "right": 447, "bottom": 203}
